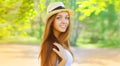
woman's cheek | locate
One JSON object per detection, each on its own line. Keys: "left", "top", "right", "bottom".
{"left": 56, "top": 20, "right": 61, "bottom": 24}
{"left": 66, "top": 21, "right": 69, "bottom": 26}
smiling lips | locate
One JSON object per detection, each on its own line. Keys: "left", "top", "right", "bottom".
{"left": 60, "top": 25, "right": 67, "bottom": 29}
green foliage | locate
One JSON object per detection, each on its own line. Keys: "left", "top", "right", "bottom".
{"left": 40, "top": 0, "right": 46, "bottom": 13}
{"left": 0, "top": 0, "right": 120, "bottom": 48}
{"left": 0, "top": 0, "right": 40, "bottom": 40}
{"left": 76, "top": 0, "right": 120, "bottom": 48}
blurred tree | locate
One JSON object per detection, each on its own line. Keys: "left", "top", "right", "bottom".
{"left": 0, "top": 0, "right": 44, "bottom": 40}
{"left": 76, "top": 0, "right": 120, "bottom": 45}
{"left": 0, "top": 0, "right": 120, "bottom": 47}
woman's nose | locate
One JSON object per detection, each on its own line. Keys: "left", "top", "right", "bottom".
{"left": 61, "top": 18, "right": 67, "bottom": 24}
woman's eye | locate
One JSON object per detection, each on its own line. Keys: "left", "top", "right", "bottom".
{"left": 56, "top": 17, "right": 61, "bottom": 19}
{"left": 65, "top": 17, "right": 70, "bottom": 19}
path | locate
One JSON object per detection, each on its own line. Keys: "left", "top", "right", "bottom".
{"left": 0, "top": 44, "right": 120, "bottom": 66}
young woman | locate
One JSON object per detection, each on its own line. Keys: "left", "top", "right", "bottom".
{"left": 39, "top": 2, "right": 74, "bottom": 66}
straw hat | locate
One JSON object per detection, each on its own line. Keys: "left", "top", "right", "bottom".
{"left": 45, "top": 2, "right": 73, "bottom": 22}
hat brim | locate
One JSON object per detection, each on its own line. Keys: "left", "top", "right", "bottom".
{"left": 45, "top": 9, "right": 73, "bottom": 23}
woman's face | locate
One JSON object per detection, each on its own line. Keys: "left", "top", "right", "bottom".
{"left": 53, "top": 12, "right": 70, "bottom": 33}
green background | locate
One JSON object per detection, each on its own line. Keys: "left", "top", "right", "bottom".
{"left": 0, "top": 0, "right": 120, "bottom": 48}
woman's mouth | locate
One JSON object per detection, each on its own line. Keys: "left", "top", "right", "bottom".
{"left": 60, "top": 25, "right": 66, "bottom": 29}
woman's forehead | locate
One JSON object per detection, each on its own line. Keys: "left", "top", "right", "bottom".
{"left": 56, "top": 11, "right": 69, "bottom": 16}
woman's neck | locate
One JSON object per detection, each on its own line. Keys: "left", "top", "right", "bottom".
{"left": 53, "top": 29, "right": 60, "bottom": 38}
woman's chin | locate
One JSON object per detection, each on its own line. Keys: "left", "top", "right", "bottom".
{"left": 59, "top": 29, "right": 67, "bottom": 32}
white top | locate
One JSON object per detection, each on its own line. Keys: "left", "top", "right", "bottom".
{"left": 56, "top": 49, "right": 73, "bottom": 66}
{"left": 65, "top": 50, "right": 73, "bottom": 66}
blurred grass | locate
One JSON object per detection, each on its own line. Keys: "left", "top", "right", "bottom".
{"left": 0, "top": 36, "right": 120, "bottom": 48}
{"left": 76, "top": 37, "right": 120, "bottom": 48}
{"left": 76, "top": 43, "right": 120, "bottom": 48}
{"left": 0, "top": 37, "right": 40, "bottom": 45}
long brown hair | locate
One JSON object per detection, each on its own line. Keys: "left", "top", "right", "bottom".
{"left": 39, "top": 12, "right": 72, "bottom": 66}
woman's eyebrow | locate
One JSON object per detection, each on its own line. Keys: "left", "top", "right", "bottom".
{"left": 66, "top": 15, "right": 69, "bottom": 17}
{"left": 56, "top": 15, "right": 62, "bottom": 17}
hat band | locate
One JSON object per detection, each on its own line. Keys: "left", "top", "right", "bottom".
{"left": 49, "top": 6, "right": 65, "bottom": 13}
